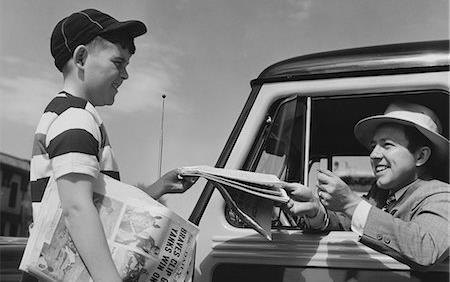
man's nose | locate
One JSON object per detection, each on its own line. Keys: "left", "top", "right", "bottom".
{"left": 370, "top": 145, "right": 383, "bottom": 159}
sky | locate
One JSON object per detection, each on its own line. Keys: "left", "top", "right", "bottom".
{"left": 0, "top": 0, "right": 449, "bottom": 213}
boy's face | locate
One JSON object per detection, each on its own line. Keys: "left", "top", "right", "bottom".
{"left": 369, "top": 124, "right": 418, "bottom": 190}
{"left": 83, "top": 40, "right": 131, "bottom": 106}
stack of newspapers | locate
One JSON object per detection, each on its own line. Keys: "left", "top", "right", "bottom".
{"left": 20, "top": 174, "right": 199, "bottom": 282}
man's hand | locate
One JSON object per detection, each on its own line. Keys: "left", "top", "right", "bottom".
{"left": 282, "top": 182, "right": 321, "bottom": 218}
{"left": 145, "top": 169, "right": 198, "bottom": 199}
{"left": 316, "top": 168, "right": 362, "bottom": 217}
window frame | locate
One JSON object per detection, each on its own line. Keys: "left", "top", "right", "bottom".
{"left": 224, "top": 89, "right": 448, "bottom": 231}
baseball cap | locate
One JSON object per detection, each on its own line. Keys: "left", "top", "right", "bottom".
{"left": 51, "top": 9, "right": 147, "bottom": 71}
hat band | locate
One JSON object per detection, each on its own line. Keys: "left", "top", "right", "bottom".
{"left": 385, "top": 110, "right": 439, "bottom": 133}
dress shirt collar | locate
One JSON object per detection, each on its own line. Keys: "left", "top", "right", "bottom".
{"left": 391, "top": 178, "right": 421, "bottom": 201}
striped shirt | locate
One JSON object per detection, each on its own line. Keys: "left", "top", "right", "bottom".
{"left": 30, "top": 92, "right": 120, "bottom": 219}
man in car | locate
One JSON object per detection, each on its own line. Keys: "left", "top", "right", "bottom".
{"left": 283, "top": 101, "right": 449, "bottom": 270}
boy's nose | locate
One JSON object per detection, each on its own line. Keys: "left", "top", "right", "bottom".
{"left": 121, "top": 68, "right": 129, "bottom": 80}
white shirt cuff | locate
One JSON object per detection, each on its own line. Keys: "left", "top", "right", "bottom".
{"left": 351, "top": 200, "right": 372, "bottom": 236}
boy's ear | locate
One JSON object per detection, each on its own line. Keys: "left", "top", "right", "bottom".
{"left": 73, "top": 45, "right": 88, "bottom": 69}
{"left": 415, "top": 146, "right": 431, "bottom": 167}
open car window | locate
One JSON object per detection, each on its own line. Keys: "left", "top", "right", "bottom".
{"left": 226, "top": 90, "right": 449, "bottom": 229}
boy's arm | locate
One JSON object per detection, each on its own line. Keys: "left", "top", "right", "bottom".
{"left": 57, "top": 173, "right": 121, "bottom": 282}
{"left": 144, "top": 169, "right": 198, "bottom": 199}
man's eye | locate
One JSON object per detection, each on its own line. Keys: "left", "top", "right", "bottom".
{"left": 383, "top": 142, "right": 394, "bottom": 149}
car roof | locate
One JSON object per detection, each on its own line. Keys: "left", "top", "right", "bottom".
{"left": 251, "top": 40, "right": 449, "bottom": 86}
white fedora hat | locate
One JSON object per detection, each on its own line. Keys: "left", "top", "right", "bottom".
{"left": 354, "top": 101, "right": 449, "bottom": 163}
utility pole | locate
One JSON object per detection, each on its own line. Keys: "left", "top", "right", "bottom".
{"left": 158, "top": 94, "right": 166, "bottom": 178}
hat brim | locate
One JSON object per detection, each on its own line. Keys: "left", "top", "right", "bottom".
{"left": 100, "top": 20, "right": 147, "bottom": 38}
{"left": 354, "top": 116, "right": 449, "bottom": 163}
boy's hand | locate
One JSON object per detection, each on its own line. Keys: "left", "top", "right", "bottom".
{"left": 145, "top": 169, "right": 198, "bottom": 199}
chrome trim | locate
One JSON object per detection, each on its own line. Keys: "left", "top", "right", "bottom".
{"left": 209, "top": 232, "right": 448, "bottom": 271}
{"left": 304, "top": 97, "right": 311, "bottom": 185}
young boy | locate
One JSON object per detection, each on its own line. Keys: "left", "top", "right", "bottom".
{"left": 26, "top": 9, "right": 196, "bottom": 281}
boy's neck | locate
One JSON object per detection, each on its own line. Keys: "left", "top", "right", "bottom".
{"left": 62, "top": 80, "right": 90, "bottom": 104}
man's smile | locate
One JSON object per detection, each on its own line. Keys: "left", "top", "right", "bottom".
{"left": 375, "top": 164, "right": 389, "bottom": 173}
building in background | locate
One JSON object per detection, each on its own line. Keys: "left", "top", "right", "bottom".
{"left": 0, "top": 152, "right": 32, "bottom": 237}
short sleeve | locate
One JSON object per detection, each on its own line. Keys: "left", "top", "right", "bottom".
{"left": 46, "top": 107, "right": 101, "bottom": 179}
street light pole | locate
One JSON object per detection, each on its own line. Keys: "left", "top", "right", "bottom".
{"left": 158, "top": 94, "right": 166, "bottom": 178}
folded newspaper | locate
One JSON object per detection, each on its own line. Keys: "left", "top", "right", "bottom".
{"left": 180, "top": 166, "right": 289, "bottom": 203}
{"left": 180, "top": 166, "right": 290, "bottom": 240}
{"left": 19, "top": 174, "right": 199, "bottom": 282}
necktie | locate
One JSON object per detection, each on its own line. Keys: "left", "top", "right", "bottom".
{"left": 382, "top": 194, "right": 396, "bottom": 213}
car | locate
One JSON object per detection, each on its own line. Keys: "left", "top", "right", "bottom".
{"left": 184, "top": 40, "right": 449, "bottom": 282}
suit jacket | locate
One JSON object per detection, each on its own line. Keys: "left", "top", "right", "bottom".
{"left": 325, "top": 179, "right": 450, "bottom": 270}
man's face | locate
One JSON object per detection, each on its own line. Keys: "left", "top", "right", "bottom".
{"left": 83, "top": 40, "right": 131, "bottom": 106}
{"left": 369, "top": 124, "right": 418, "bottom": 190}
